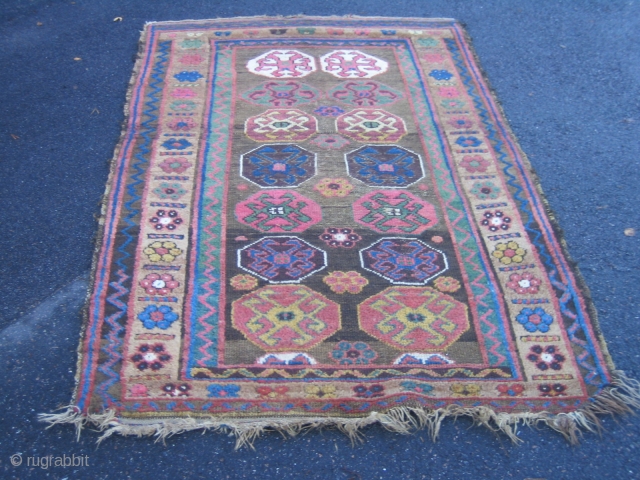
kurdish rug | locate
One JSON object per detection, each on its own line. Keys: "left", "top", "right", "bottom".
{"left": 42, "top": 16, "right": 640, "bottom": 447}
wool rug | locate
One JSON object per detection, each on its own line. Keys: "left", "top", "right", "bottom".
{"left": 42, "top": 16, "right": 640, "bottom": 447}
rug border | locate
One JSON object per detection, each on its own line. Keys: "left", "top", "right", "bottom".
{"left": 43, "top": 16, "right": 637, "bottom": 448}
{"left": 451, "top": 22, "right": 616, "bottom": 376}
{"left": 67, "top": 24, "right": 153, "bottom": 408}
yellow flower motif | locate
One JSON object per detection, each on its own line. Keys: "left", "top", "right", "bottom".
{"left": 492, "top": 241, "right": 526, "bottom": 265}
{"left": 313, "top": 178, "right": 354, "bottom": 198}
{"left": 432, "top": 275, "right": 461, "bottom": 293}
{"left": 323, "top": 271, "right": 368, "bottom": 294}
{"left": 230, "top": 274, "right": 258, "bottom": 291}
{"left": 143, "top": 241, "right": 183, "bottom": 262}
{"left": 304, "top": 385, "right": 337, "bottom": 399}
{"left": 450, "top": 383, "right": 481, "bottom": 397}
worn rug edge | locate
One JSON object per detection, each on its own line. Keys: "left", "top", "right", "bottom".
{"left": 39, "top": 372, "right": 640, "bottom": 448}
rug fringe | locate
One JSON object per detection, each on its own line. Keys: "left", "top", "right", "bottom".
{"left": 39, "top": 406, "right": 118, "bottom": 442}
{"left": 39, "top": 371, "right": 640, "bottom": 449}
{"left": 143, "top": 15, "right": 458, "bottom": 28}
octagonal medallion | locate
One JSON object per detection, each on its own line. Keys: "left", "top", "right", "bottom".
{"left": 345, "top": 145, "right": 424, "bottom": 188}
{"left": 358, "top": 286, "right": 469, "bottom": 351}
{"left": 246, "top": 50, "right": 317, "bottom": 78}
{"left": 235, "top": 190, "right": 322, "bottom": 233}
{"left": 240, "top": 144, "right": 316, "bottom": 188}
{"left": 245, "top": 109, "right": 318, "bottom": 142}
{"left": 238, "top": 236, "right": 327, "bottom": 283}
{"left": 320, "top": 50, "right": 388, "bottom": 78}
{"left": 359, "top": 237, "right": 447, "bottom": 284}
{"left": 353, "top": 190, "right": 438, "bottom": 234}
{"left": 233, "top": 285, "right": 340, "bottom": 351}
{"left": 336, "top": 108, "right": 407, "bottom": 143}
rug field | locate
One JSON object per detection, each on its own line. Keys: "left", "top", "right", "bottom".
{"left": 42, "top": 16, "right": 640, "bottom": 447}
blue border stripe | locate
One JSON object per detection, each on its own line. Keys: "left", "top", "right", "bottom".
{"left": 187, "top": 41, "right": 223, "bottom": 371}
{"left": 450, "top": 27, "right": 607, "bottom": 387}
{"left": 78, "top": 30, "right": 160, "bottom": 408}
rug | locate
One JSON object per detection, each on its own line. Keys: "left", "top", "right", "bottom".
{"left": 42, "top": 16, "right": 640, "bottom": 447}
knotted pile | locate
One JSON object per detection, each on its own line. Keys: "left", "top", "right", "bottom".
{"left": 42, "top": 16, "right": 640, "bottom": 448}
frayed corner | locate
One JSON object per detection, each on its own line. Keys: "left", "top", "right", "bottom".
{"left": 39, "top": 371, "right": 640, "bottom": 449}
{"left": 38, "top": 406, "right": 117, "bottom": 442}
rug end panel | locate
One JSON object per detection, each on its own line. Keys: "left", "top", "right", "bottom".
{"left": 39, "top": 371, "right": 640, "bottom": 449}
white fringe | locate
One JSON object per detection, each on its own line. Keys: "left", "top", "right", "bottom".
{"left": 39, "top": 371, "right": 640, "bottom": 449}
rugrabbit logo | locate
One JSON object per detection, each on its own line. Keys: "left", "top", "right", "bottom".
{"left": 10, "top": 453, "right": 89, "bottom": 469}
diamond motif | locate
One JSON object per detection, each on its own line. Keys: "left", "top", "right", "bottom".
{"left": 235, "top": 190, "right": 322, "bottom": 233}
{"left": 345, "top": 145, "right": 424, "bottom": 188}
{"left": 359, "top": 237, "right": 447, "bottom": 284}
{"left": 358, "top": 287, "right": 469, "bottom": 351}
{"left": 246, "top": 50, "right": 317, "bottom": 78}
{"left": 238, "top": 236, "right": 327, "bottom": 283}
{"left": 320, "top": 50, "right": 388, "bottom": 78}
{"left": 245, "top": 109, "right": 318, "bottom": 142}
{"left": 240, "top": 144, "right": 316, "bottom": 188}
{"left": 353, "top": 190, "right": 438, "bottom": 234}
{"left": 232, "top": 285, "right": 340, "bottom": 351}
{"left": 329, "top": 80, "right": 403, "bottom": 107}
{"left": 241, "top": 81, "right": 319, "bottom": 107}
{"left": 336, "top": 108, "right": 407, "bottom": 143}
{"left": 309, "top": 134, "right": 350, "bottom": 150}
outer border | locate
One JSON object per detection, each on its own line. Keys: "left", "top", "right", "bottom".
{"left": 450, "top": 21, "right": 615, "bottom": 375}
{"left": 70, "top": 25, "right": 155, "bottom": 409}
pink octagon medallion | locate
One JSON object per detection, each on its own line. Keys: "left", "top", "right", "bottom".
{"left": 336, "top": 108, "right": 407, "bottom": 143}
{"left": 232, "top": 285, "right": 341, "bottom": 351}
{"left": 245, "top": 109, "right": 318, "bottom": 142}
{"left": 320, "top": 50, "right": 389, "bottom": 78}
{"left": 353, "top": 190, "right": 438, "bottom": 234}
{"left": 358, "top": 286, "right": 469, "bottom": 351}
{"left": 235, "top": 190, "right": 322, "bottom": 233}
{"left": 246, "top": 50, "right": 317, "bottom": 78}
